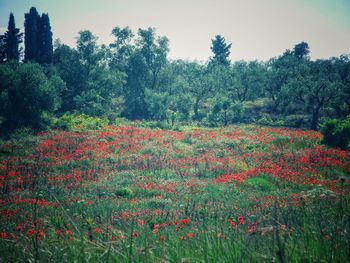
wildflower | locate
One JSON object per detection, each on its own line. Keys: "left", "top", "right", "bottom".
{"left": 16, "top": 224, "right": 23, "bottom": 232}
{"left": 1, "top": 232, "right": 7, "bottom": 239}
{"left": 93, "top": 228, "right": 104, "bottom": 234}
{"left": 228, "top": 219, "right": 237, "bottom": 229}
{"left": 238, "top": 216, "right": 245, "bottom": 225}
{"left": 137, "top": 219, "right": 145, "bottom": 226}
{"left": 180, "top": 218, "right": 190, "bottom": 225}
{"left": 65, "top": 230, "right": 73, "bottom": 240}
{"left": 27, "top": 229, "right": 37, "bottom": 237}
{"left": 159, "top": 235, "right": 166, "bottom": 241}
{"left": 186, "top": 233, "right": 194, "bottom": 239}
{"left": 37, "top": 230, "right": 46, "bottom": 240}
{"left": 247, "top": 223, "right": 258, "bottom": 234}
{"left": 17, "top": 176, "right": 23, "bottom": 186}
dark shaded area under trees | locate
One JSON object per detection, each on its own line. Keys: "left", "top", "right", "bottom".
{"left": 1, "top": 7, "right": 350, "bottom": 140}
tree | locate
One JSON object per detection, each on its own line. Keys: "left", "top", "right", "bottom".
{"left": 210, "top": 35, "right": 232, "bottom": 66}
{"left": 145, "top": 89, "right": 169, "bottom": 121}
{"left": 77, "top": 30, "right": 101, "bottom": 68}
{"left": 137, "top": 27, "right": 169, "bottom": 91}
{"left": 0, "top": 35, "right": 6, "bottom": 63}
{"left": 122, "top": 50, "right": 149, "bottom": 119}
{"left": 293, "top": 41, "right": 310, "bottom": 60}
{"left": 332, "top": 55, "right": 350, "bottom": 117}
{"left": 53, "top": 31, "right": 124, "bottom": 116}
{"left": 4, "top": 13, "right": 23, "bottom": 61}
{"left": 266, "top": 50, "right": 299, "bottom": 111}
{"left": 228, "top": 61, "right": 266, "bottom": 102}
{"left": 0, "top": 62, "right": 60, "bottom": 130}
{"left": 186, "top": 63, "right": 215, "bottom": 121}
{"left": 24, "top": 7, "right": 53, "bottom": 64}
{"left": 285, "top": 59, "right": 342, "bottom": 130}
{"left": 24, "top": 7, "right": 41, "bottom": 62}
{"left": 53, "top": 42, "right": 87, "bottom": 112}
{"left": 38, "top": 13, "right": 53, "bottom": 64}
{"left": 109, "top": 26, "right": 134, "bottom": 72}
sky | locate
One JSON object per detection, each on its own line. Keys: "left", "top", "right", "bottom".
{"left": 0, "top": 0, "right": 350, "bottom": 62}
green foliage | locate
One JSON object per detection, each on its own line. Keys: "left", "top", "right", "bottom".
{"left": 1, "top": 8, "right": 350, "bottom": 131}
{"left": 3, "top": 13, "right": 23, "bottom": 62}
{"left": 245, "top": 176, "right": 276, "bottom": 191}
{"left": 74, "top": 89, "right": 106, "bottom": 117}
{"left": 24, "top": 7, "right": 40, "bottom": 61}
{"left": 145, "top": 89, "right": 169, "bottom": 121}
{"left": 207, "top": 97, "right": 245, "bottom": 126}
{"left": 293, "top": 41, "right": 310, "bottom": 60}
{"left": 228, "top": 60, "right": 266, "bottom": 102}
{"left": 24, "top": 7, "right": 53, "bottom": 63}
{"left": 52, "top": 113, "right": 108, "bottom": 131}
{"left": 321, "top": 115, "right": 350, "bottom": 149}
{"left": 210, "top": 35, "right": 232, "bottom": 66}
{"left": 0, "top": 35, "right": 6, "bottom": 62}
{"left": 115, "top": 187, "right": 133, "bottom": 198}
{"left": 0, "top": 62, "right": 59, "bottom": 131}
{"left": 173, "top": 94, "right": 192, "bottom": 122}
{"left": 38, "top": 13, "right": 53, "bottom": 64}
{"left": 256, "top": 113, "right": 284, "bottom": 127}
{"left": 284, "top": 114, "right": 309, "bottom": 128}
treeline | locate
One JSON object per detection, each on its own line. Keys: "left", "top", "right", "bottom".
{"left": 1, "top": 7, "right": 350, "bottom": 133}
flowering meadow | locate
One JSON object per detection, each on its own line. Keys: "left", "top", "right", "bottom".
{"left": 0, "top": 124, "right": 349, "bottom": 262}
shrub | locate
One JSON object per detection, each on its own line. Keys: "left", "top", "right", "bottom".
{"left": 115, "top": 187, "right": 133, "bottom": 198}
{"left": 0, "top": 62, "right": 61, "bottom": 131}
{"left": 245, "top": 176, "right": 276, "bottom": 191}
{"left": 284, "top": 114, "right": 309, "bottom": 128}
{"left": 321, "top": 115, "right": 350, "bottom": 149}
{"left": 52, "top": 113, "right": 108, "bottom": 131}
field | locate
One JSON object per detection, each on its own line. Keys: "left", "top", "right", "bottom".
{"left": 0, "top": 124, "right": 349, "bottom": 262}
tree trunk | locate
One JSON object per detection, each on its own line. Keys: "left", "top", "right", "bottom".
{"left": 193, "top": 98, "right": 200, "bottom": 121}
{"left": 310, "top": 107, "right": 320, "bottom": 130}
{"left": 223, "top": 110, "right": 228, "bottom": 126}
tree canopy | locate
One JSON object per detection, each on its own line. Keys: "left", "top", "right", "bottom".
{"left": 1, "top": 7, "right": 349, "bottom": 132}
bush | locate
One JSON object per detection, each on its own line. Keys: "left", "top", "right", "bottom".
{"left": 0, "top": 62, "right": 61, "bottom": 131}
{"left": 321, "top": 115, "right": 350, "bottom": 149}
{"left": 52, "top": 113, "right": 108, "bottom": 131}
{"left": 284, "top": 114, "right": 309, "bottom": 128}
{"left": 115, "top": 187, "right": 133, "bottom": 198}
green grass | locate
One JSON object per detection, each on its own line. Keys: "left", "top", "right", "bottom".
{"left": 0, "top": 124, "right": 349, "bottom": 262}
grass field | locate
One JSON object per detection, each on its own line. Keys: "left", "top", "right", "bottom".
{"left": 0, "top": 124, "right": 349, "bottom": 262}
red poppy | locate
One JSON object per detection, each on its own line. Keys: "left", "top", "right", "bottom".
{"left": 238, "top": 216, "right": 245, "bottom": 225}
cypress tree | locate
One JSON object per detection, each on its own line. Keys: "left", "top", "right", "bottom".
{"left": 0, "top": 35, "right": 5, "bottom": 62}
{"left": 24, "top": 7, "right": 40, "bottom": 62}
{"left": 24, "top": 7, "right": 53, "bottom": 64}
{"left": 4, "top": 13, "right": 23, "bottom": 61}
{"left": 39, "top": 13, "right": 53, "bottom": 64}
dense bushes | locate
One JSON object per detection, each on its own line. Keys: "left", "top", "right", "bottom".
{"left": 321, "top": 115, "right": 350, "bottom": 149}
{"left": 51, "top": 113, "right": 109, "bottom": 131}
{"left": 0, "top": 62, "right": 61, "bottom": 131}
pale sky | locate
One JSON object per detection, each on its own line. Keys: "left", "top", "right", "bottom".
{"left": 0, "top": 0, "right": 350, "bottom": 61}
